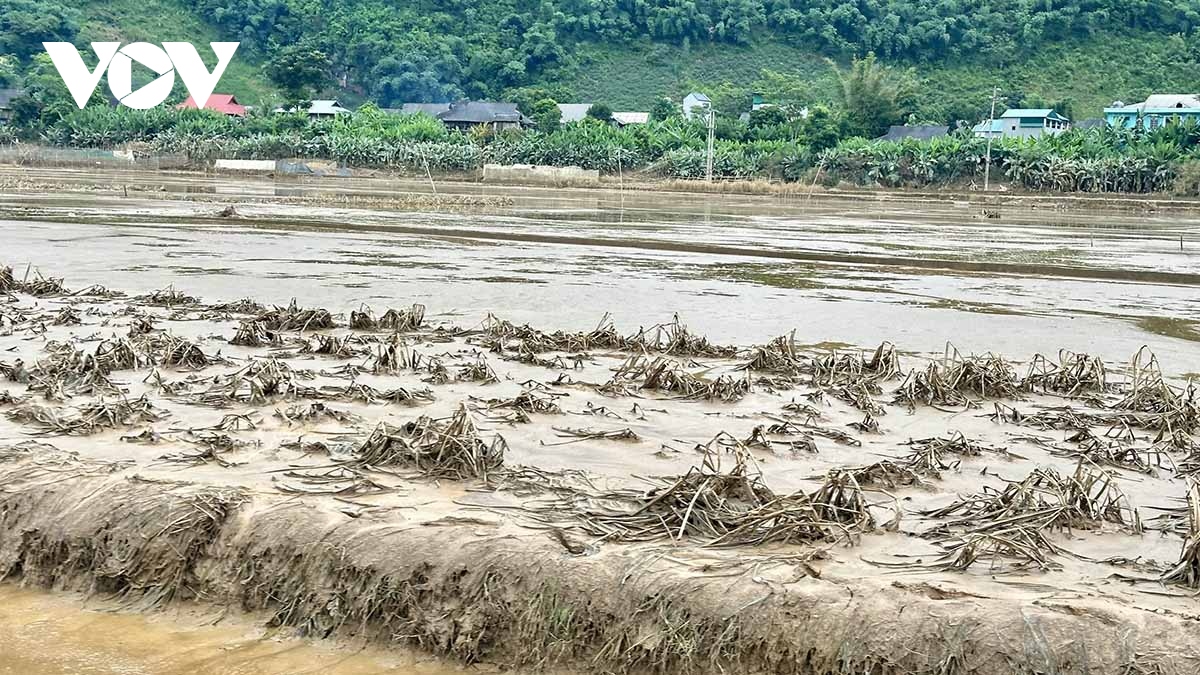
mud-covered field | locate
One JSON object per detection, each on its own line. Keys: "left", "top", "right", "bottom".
{"left": 2, "top": 260, "right": 1199, "bottom": 674}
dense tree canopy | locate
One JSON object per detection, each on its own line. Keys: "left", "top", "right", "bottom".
{"left": 180, "top": 0, "right": 1199, "bottom": 104}
{"left": 0, "top": 0, "right": 78, "bottom": 59}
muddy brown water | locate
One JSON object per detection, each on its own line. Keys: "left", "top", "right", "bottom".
{"left": 2, "top": 168, "right": 1199, "bottom": 374}
{"left": 0, "top": 584, "right": 495, "bottom": 675}
{"left": 2, "top": 168, "right": 1200, "bottom": 672}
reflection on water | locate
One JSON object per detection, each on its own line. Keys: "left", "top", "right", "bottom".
{"left": 2, "top": 185, "right": 1199, "bottom": 375}
{"left": 0, "top": 585, "right": 482, "bottom": 675}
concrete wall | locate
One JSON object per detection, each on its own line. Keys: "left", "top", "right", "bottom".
{"left": 482, "top": 163, "right": 600, "bottom": 185}
{"left": 214, "top": 159, "right": 276, "bottom": 172}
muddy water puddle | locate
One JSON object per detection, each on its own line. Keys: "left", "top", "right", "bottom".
{"left": 0, "top": 585, "right": 490, "bottom": 675}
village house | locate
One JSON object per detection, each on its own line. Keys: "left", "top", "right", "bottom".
{"left": 0, "top": 88, "right": 24, "bottom": 124}
{"left": 306, "top": 100, "right": 351, "bottom": 120}
{"left": 556, "top": 104, "right": 649, "bottom": 127}
{"left": 1104, "top": 94, "right": 1200, "bottom": 130}
{"left": 400, "top": 101, "right": 530, "bottom": 131}
{"left": 973, "top": 108, "right": 1070, "bottom": 139}
{"left": 682, "top": 92, "right": 711, "bottom": 120}
{"left": 177, "top": 93, "right": 246, "bottom": 117}
{"left": 611, "top": 112, "right": 648, "bottom": 126}
{"left": 275, "top": 99, "right": 352, "bottom": 120}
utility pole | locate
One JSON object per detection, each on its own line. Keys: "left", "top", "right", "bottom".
{"left": 983, "top": 87, "right": 999, "bottom": 191}
{"left": 705, "top": 105, "right": 715, "bottom": 182}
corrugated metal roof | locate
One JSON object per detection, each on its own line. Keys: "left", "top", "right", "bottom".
{"left": 399, "top": 103, "right": 452, "bottom": 116}
{"left": 308, "top": 100, "right": 351, "bottom": 116}
{"left": 1000, "top": 108, "right": 1051, "bottom": 118}
{"left": 612, "top": 111, "right": 649, "bottom": 125}
{"left": 437, "top": 101, "right": 527, "bottom": 125}
{"left": 178, "top": 93, "right": 246, "bottom": 116}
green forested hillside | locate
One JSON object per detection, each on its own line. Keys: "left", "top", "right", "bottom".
{"left": 3, "top": 0, "right": 1200, "bottom": 119}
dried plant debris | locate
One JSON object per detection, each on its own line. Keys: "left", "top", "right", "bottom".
{"left": 195, "top": 359, "right": 315, "bottom": 405}
{"left": 206, "top": 298, "right": 267, "bottom": 315}
{"left": 829, "top": 379, "right": 885, "bottom": 413}
{"left": 1110, "top": 350, "right": 1198, "bottom": 434}
{"left": 454, "top": 354, "right": 499, "bottom": 384}
{"left": 302, "top": 333, "right": 361, "bottom": 358}
{"left": 1023, "top": 351, "right": 1108, "bottom": 396}
{"left": 274, "top": 402, "right": 361, "bottom": 426}
{"left": 626, "top": 315, "right": 737, "bottom": 357}
{"left": 378, "top": 304, "right": 427, "bottom": 331}
{"left": 1049, "top": 429, "right": 1169, "bottom": 475}
{"left": 549, "top": 426, "right": 641, "bottom": 443}
{"left": 137, "top": 285, "right": 199, "bottom": 307}
{"left": 229, "top": 320, "right": 280, "bottom": 347}
{"left": 563, "top": 447, "right": 875, "bottom": 546}
{"left": 474, "top": 389, "right": 563, "bottom": 416}
{"left": 7, "top": 395, "right": 166, "bottom": 435}
{"left": 1161, "top": 479, "right": 1200, "bottom": 587}
{"left": 157, "top": 334, "right": 219, "bottom": 370}
{"left": 276, "top": 466, "right": 389, "bottom": 496}
{"left": 813, "top": 341, "right": 901, "bottom": 385}
{"left": 481, "top": 313, "right": 627, "bottom": 354}
{"left": 256, "top": 299, "right": 335, "bottom": 332}
{"left": 632, "top": 356, "right": 750, "bottom": 402}
{"left": 350, "top": 405, "right": 505, "bottom": 479}
{"left": 741, "top": 331, "right": 809, "bottom": 375}
{"left": 52, "top": 306, "right": 81, "bottom": 326}
{"left": 895, "top": 363, "right": 972, "bottom": 411}
{"left": 17, "top": 272, "right": 68, "bottom": 297}
{"left": 925, "top": 463, "right": 1141, "bottom": 536}
{"left": 904, "top": 432, "right": 1006, "bottom": 459}
{"left": 318, "top": 382, "right": 434, "bottom": 405}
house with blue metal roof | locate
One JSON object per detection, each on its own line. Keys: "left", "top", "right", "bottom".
{"left": 973, "top": 109, "right": 1070, "bottom": 139}
{"left": 1104, "top": 95, "right": 1200, "bottom": 130}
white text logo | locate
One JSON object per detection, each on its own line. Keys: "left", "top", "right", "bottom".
{"left": 42, "top": 42, "right": 239, "bottom": 110}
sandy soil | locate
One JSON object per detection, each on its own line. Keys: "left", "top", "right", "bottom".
{"left": 0, "top": 584, "right": 493, "bottom": 675}
{"left": 1, "top": 263, "right": 1199, "bottom": 673}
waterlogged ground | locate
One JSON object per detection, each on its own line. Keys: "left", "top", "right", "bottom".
{"left": 1, "top": 167, "right": 1199, "bottom": 375}
{"left": 3, "top": 168, "right": 1200, "bottom": 673}
{"left": 0, "top": 585, "right": 490, "bottom": 675}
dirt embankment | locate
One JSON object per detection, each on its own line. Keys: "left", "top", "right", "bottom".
{"left": 2, "top": 464, "right": 1196, "bottom": 675}
{"left": 3, "top": 162, "right": 1200, "bottom": 214}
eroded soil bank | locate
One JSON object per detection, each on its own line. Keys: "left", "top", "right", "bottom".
{"left": 1, "top": 264, "right": 1200, "bottom": 674}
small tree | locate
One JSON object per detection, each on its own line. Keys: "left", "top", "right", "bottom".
{"left": 649, "top": 96, "right": 677, "bottom": 121}
{"left": 835, "top": 53, "right": 916, "bottom": 138}
{"left": 586, "top": 103, "right": 613, "bottom": 122}
{"left": 265, "top": 43, "right": 332, "bottom": 100}
{"left": 799, "top": 105, "right": 844, "bottom": 152}
{"left": 748, "top": 106, "right": 787, "bottom": 129}
{"left": 531, "top": 97, "right": 561, "bottom": 132}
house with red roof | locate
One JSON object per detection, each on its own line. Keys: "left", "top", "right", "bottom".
{"left": 177, "top": 93, "right": 247, "bottom": 117}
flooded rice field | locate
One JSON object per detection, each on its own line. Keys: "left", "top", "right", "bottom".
{"left": 2, "top": 168, "right": 1200, "bottom": 674}
{"left": 1, "top": 166, "right": 1199, "bottom": 375}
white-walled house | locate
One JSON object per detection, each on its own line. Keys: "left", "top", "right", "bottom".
{"left": 682, "top": 92, "right": 711, "bottom": 120}
{"left": 973, "top": 108, "right": 1070, "bottom": 139}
